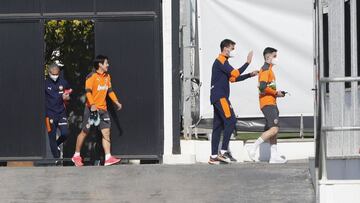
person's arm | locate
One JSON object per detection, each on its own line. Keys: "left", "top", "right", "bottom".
{"left": 63, "top": 80, "right": 71, "bottom": 101}
{"left": 229, "top": 63, "right": 250, "bottom": 82}
{"left": 108, "top": 88, "right": 119, "bottom": 104}
{"left": 85, "top": 75, "right": 95, "bottom": 107}
{"left": 107, "top": 76, "right": 122, "bottom": 110}
{"left": 232, "top": 73, "right": 251, "bottom": 82}
{"left": 228, "top": 51, "right": 253, "bottom": 82}
{"left": 218, "top": 61, "right": 240, "bottom": 79}
{"left": 258, "top": 71, "right": 277, "bottom": 96}
{"left": 238, "top": 62, "right": 250, "bottom": 74}
{"left": 64, "top": 79, "right": 70, "bottom": 90}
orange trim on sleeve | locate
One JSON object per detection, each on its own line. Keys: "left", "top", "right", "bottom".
{"left": 230, "top": 69, "right": 240, "bottom": 78}
{"left": 45, "top": 117, "right": 51, "bottom": 133}
{"left": 220, "top": 98, "right": 231, "bottom": 118}
{"left": 108, "top": 91, "right": 118, "bottom": 103}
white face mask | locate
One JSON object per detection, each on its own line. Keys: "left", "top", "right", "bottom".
{"left": 271, "top": 57, "right": 279, "bottom": 65}
{"left": 49, "top": 74, "right": 59, "bottom": 81}
{"left": 229, "top": 50, "right": 236, "bottom": 58}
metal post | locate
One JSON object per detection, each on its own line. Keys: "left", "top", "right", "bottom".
{"left": 313, "top": 0, "right": 321, "bottom": 200}
{"left": 180, "top": 0, "right": 193, "bottom": 139}
{"left": 327, "top": 0, "right": 345, "bottom": 157}
{"left": 300, "top": 114, "right": 304, "bottom": 139}
{"left": 350, "top": 0, "right": 359, "bottom": 155}
{"left": 320, "top": 76, "right": 328, "bottom": 181}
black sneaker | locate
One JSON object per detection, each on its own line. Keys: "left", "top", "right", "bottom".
{"left": 208, "top": 156, "right": 220, "bottom": 165}
{"left": 224, "top": 152, "right": 237, "bottom": 162}
{"left": 55, "top": 160, "right": 63, "bottom": 166}
{"left": 217, "top": 153, "right": 231, "bottom": 164}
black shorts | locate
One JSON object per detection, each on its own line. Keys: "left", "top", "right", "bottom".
{"left": 81, "top": 107, "right": 111, "bottom": 133}
{"left": 261, "top": 105, "right": 280, "bottom": 130}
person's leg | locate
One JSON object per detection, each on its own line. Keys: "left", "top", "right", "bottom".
{"left": 57, "top": 117, "right": 69, "bottom": 146}
{"left": 268, "top": 106, "right": 285, "bottom": 163}
{"left": 208, "top": 104, "right": 224, "bottom": 165}
{"left": 220, "top": 100, "right": 236, "bottom": 153}
{"left": 260, "top": 127, "right": 279, "bottom": 141}
{"left": 99, "top": 111, "right": 120, "bottom": 166}
{"left": 252, "top": 106, "right": 279, "bottom": 152}
{"left": 269, "top": 135, "right": 278, "bottom": 158}
{"left": 221, "top": 116, "right": 236, "bottom": 153}
{"left": 75, "top": 130, "right": 89, "bottom": 153}
{"left": 210, "top": 98, "right": 235, "bottom": 163}
{"left": 247, "top": 105, "right": 279, "bottom": 161}
{"left": 261, "top": 106, "right": 280, "bottom": 154}
{"left": 101, "top": 128, "right": 111, "bottom": 155}
{"left": 72, "top": 130, "right": 88, "bottom": 166}
{"left": 74, "top": 107, "right": 91, "bottom": 154}
{"left": 211, "top": 105, "right": 223, "bottom": 156}
{"left": 47, "top": 118, "right": 60, "bottom": 158}
{"left": 72, "top": 108, "right": 91, "bottom": 166}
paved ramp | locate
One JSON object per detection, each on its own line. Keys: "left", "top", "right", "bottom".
{"left": 0, "top": 162, "right": 314, "bottom": 203}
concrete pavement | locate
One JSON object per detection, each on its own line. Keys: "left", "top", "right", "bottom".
{"left": 0, "top": 162, "right": 314, "bottom": 203}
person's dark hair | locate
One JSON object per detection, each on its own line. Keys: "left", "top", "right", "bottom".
{"left": 263, "top": 47, "right": 277, "bottom": 59}
{"left": 220, "top": 39, "right": 236, "bottom": 51}
{"left": 94, "top": 55, "right": 109, "bottom": 69}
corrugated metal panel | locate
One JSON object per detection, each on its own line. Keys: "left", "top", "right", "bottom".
{"left": 325, "top": 0, "right": 360, "bottom": 157}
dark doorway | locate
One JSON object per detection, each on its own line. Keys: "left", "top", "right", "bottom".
{"left": 44, "top": 19, "right": 101, "bottom": 162}
{"left": 0, "top": 0, "right": 164, "bottom": 161}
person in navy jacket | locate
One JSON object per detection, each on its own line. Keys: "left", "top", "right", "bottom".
{"left": 208, "top": 39, "right": 258, "bottom": 164}
{"left": 45, "top": 63, "right": 72, "bottom": 159}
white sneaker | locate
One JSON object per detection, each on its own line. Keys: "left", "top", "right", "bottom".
{"left": 269, "top": 154, "right": 287, "bottom": 164}
{"left": 246, "top": 146, "right": 256, "bottom": 162}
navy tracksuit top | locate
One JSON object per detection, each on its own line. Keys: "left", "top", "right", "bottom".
{"left": 210, "top": 54, "right": 251, "bottom": 104}
{"left": 45, "top": 76, "right": 70, "bottom": 118}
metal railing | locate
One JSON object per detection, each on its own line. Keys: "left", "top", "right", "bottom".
{"left": 318, "top": 76, "right": 360, "bottom": 180}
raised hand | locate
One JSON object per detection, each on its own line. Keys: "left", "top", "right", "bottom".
{"left": 247, "top": 50, "right": 254, "bottom": 64}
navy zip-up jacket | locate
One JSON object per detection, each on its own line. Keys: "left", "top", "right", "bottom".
{"left": 45, "top": 76, "right": 70, "bottom": 117}
{"left": 210, "top": 54, "right": 251, "bottom": 104}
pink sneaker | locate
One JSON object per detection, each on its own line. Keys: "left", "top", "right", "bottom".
{"left": 71, "top": 155, "right": 84, "bottom": 167}
{"left": 104, "top": 156, "right": 121, "bottom": 166}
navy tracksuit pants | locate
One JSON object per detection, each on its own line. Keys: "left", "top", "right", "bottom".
{"left": 211, "top": 98, "right": 236, "bottom": 155}
{"left": 46, "top": 114, "right": 69, "bottom": 158}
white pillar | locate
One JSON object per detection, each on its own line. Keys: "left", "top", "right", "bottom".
{"left": 162, "top": 0, "right": 196, "bottom": 164}
{"left": 163, "top": 0, "right": 173, "bottom": 156}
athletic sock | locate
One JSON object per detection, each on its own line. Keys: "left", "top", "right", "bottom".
{"left": 211, "top": 155, "right": 217, "bottom": 159}
{"left": 220, "top": 150, "right": 227, "bottom": 155}
{"left": 74, "top": 152, "right": 80, "bottom": 157}
{"left": 270, "top": 144, "right": 277, "bottom": 156}
{"left": 253, "top": 137, "right": 264, "bottom": 151}
{"left": 105, "top": 153, "right": 112, "bottom": 160}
